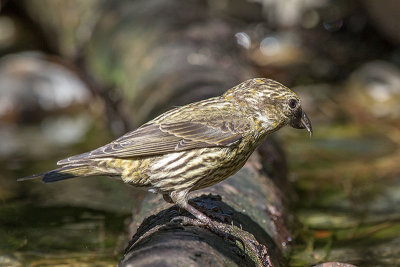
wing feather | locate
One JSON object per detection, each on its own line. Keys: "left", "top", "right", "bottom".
{"left": 58, "top": 119, "right": 245, "bottom": 165}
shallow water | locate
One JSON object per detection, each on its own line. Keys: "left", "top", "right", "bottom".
{"left": 283, "top": 121, "right": 400, "bottom": 266}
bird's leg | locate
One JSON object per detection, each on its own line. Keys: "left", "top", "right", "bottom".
{"left": 188, "top": 199, "right": 232, "bottom": 223}
{"left": 169, "top": 191, "right": 245, "bottom": 251}
{"left": 169, "top": 190, "right": 214, "bottom": 227}
{"left": 165, "top": 193, "right": 226, "bottom": 225}
{"left": 165, "top": 192, "right": 211, "bottom": 225}
{"left": 168, "top": 192, "right": 230, "bottom": 222}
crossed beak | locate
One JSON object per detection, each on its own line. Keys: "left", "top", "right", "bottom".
{"left": 290, "top": 109, "right": 313, "bottom": 137}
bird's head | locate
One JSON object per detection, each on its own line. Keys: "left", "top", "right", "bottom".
{"left": 224, "top": 78, "right": 312, "bottom": 136}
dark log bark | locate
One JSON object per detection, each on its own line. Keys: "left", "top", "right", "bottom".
{"left": 22, "top": 1, "right": 292, "bottom": 266}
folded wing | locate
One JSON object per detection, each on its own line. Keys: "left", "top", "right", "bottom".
{"left": 57, "top": 120, "right": 244, "bottom": 165}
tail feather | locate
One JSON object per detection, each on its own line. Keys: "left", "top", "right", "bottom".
{"left": 17, "top": 172, "right": 47, "bottom": 181}
{"left": 43, "top": 166, "right": 87, "bottom": 183}
{"left": 18, "top": 165, "right": 102, "bottom": 183}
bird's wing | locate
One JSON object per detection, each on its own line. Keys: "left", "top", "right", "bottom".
{"left": 58, "top": 118, "right": 246, "bottom": 165}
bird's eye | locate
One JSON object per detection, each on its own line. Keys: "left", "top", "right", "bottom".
{"left": 288, "top": 98, "right": 298, "bottom": 109}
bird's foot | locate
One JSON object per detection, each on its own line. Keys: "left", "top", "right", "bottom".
{"left": 189, "top": 200, "right": 232, "bottom": 223}
{"left": 170, "top": 215, "right": 206, "bottom": 227}
{"left": 170, "top": 215, "right": 245, "bottom": 255}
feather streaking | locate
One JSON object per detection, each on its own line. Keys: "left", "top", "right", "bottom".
{"left": 19, "top": 78, "right": 312, "bottom": 230}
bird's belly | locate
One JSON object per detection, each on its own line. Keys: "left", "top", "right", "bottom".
{"left": 148, "top": 146, "right": 252, "bottom": 193}
{"left": 190, "top": 148, "right": 250, "bottom": 191}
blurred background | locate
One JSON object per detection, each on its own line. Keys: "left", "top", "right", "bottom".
{"left": 1, "top": 0, "right": 400, "bottom": 266}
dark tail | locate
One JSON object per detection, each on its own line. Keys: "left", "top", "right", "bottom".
{"left": 18, "top": 165, "right": 102, "bottom": 183}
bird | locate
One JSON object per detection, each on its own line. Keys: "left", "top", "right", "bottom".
{"left": 19, "top": 78, "right": 312, "bottom": 232}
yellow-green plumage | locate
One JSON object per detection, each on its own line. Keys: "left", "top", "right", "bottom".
{"left": 19, "top": 78, "right": 312, "bottom": 228}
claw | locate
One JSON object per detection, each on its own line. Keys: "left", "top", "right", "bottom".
{"left": 189, "top": 201, "right": 233, "bottom": 223}
{"left": 170, "top": 215, "right": 246, "bottom": 256}
{"left": 170, "top": 216, "right": 206, "bottom": 227}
